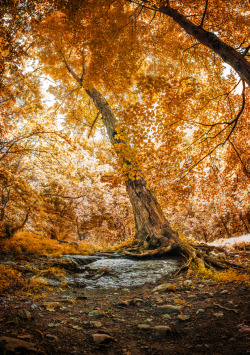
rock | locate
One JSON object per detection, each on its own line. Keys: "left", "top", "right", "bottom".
{"left": 157, "top": 305, "right": 183, "bottom": 314}
{"left": 137, "top": 324, "right": 151, "bottom": 330}
{"left": 90, "top": 321, "right": 102, "bottom": 328}
{"left": 183, "top": 280, "right": 193, "bottom": 288}
{"left": 153, "top": 283, "right": 176, "bottom": 293}
{"left": 45, "top": 334, "right": 58, "bottom": 341}
{"left": 162, "top": 314, "right": 172, "bottom": 319}
{"left": 214, "top": 312, "right": 224, "bottom": 317}
{"left": 92, "top": 334, "right": 115, "bottom": 344}
{"left": 17, "top": 309, "right": 32, "bottom": 321}
{"left": 88, "top": 310, "right": 104, "bottom": 317}
{"left": 204, "top": 292, "right": 214, "bottom": 298}
{"left": 196, "top": 309, "right": 205, "bottom": 314}
{"left": 153, "top": 325, "right": 171, "bottom": 335}
{"left": 117, "top": 300, "right": 130, "bottom": 307}
{"left": 177, "top": 314, "right": 190, "bottom": 321}
{"left": 153, "top": 296, "right": 164, "bottom": 304}
{"left": 0, "top": 336, "right": 38, "bottom": 354}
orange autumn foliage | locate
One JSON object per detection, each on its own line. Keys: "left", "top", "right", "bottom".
{"left": 0, "top": 0, "right": 249, "bottom": 247}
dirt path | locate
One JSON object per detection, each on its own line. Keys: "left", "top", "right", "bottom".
{"left": 0, "top": 269, "right": 249, "bottom": 354}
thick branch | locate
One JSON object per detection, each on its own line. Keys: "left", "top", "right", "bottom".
{"left": 158, "top": 5, "right": 250, "bottom": 85}
{"left": 130, "top": 1, "right": 250, "bottom": 85}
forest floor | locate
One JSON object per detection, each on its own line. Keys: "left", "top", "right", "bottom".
{"left": 0, "top": 252, "right": 249, "bottom": 355}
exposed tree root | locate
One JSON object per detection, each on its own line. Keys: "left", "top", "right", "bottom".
{"left": 123, "top": 240, "right": 245, "bottom": 272}
{"left": 123, "top": 244, "right": 173, "bottom": 258}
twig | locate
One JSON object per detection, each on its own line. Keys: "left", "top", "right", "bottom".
{"left": 214, "top": 303, "right": 238, "bottom": 314}
{"left": 88, "top": 112, "right": 101, "bottom": 138}
{"left": 200, "top": 0, "right": 209, "bottom": 28}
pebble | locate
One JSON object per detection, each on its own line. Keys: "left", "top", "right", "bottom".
{"left": 214, "top": 312, "right": 224, "bottom": 317}
{"left": 196, "top": 309, "right": 205, "bottom": 314}
{"left": 162, "top": 314, "right": 172, "bottom": 319}
{"left": 157, "top": 305, "right": 183, "bottom": 314}
{"left": 153, "top": 325, "right": 171, "bottom": 335}
{"left": 92, "top": 333, "right": 115, "bottom": 344}
{"left": 46, "top": 334, "right": 58, "bottom": 341}
{"left": 183, "top": 280, "right": 193, "bottom": 288}
{"left": 153, "top": 283, "right": 176, "bottom": 293}
{"left": 88, "top": 310, "right": 104, "bottom": 317}
{"left": 17, "top": 309, "right": 32, "bottom": 321}
{"left": 90, "top": 321, "right": 102, "bottom": 328}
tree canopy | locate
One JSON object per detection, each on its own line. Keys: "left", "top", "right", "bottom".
{"left": 0, "top": 0, "right": 249, "bottom": 253}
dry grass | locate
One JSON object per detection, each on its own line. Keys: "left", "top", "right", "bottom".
{"left": 0, "top": 264, "right": 52, "bottom": 294}
{"left": 191, "top": 265, "right": 249, "bottom": 283}
{"left": 0, "top": 231, "right": 101, "bottom": 257}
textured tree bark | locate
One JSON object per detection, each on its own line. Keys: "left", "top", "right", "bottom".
{"left": 85, "top": 86, "right": 195, "bottom": 255}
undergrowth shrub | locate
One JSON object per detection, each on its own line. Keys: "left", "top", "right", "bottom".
{"left": 0, "top": 264, "right": 67, "bottom": 294}
{"left": 0, "top": 231, "right": 99, "bottom": 257}
{"left": 0, "top": 265, "right": 25, "bottom": 294}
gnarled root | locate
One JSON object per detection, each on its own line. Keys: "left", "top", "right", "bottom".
{"left": 123, "top": 244, "right": 173, "bottom": 258}
{"left": 124, "top": 236, "right": 245, "bottom": 272}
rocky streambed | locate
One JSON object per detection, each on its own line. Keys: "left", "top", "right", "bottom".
{"left": 62, "top": 254, "right": 180, "bottom": 289}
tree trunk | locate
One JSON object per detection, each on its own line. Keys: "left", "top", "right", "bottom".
{"left": 85, "top": 86, "right": 197, "bottom": 255}
{"left": 125, "top": 177, "right": 175, "bottom": 247}
{"left": 64, "top": 63, "right": 241, "bottom": 270}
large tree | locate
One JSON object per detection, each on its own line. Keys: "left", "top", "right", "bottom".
{"left": 1, "top": 0, "right": 249, "bottom": 268}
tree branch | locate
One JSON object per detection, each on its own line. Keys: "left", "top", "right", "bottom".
{"left": 88, "top": 112, "right": 101, "bottom": 138}
{"left": 128, "top": 0, "right": 250, "bottom": 85}
{"left": 199, "top": 0, "right": 209, "bottom": 28}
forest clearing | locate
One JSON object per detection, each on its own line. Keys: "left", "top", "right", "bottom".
{"left": 0, "top": 0, "right": 250, "bottom": 354}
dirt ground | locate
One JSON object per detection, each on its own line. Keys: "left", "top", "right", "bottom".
{"left": 0, "top": 257, "right": 249, "bottom": 355}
